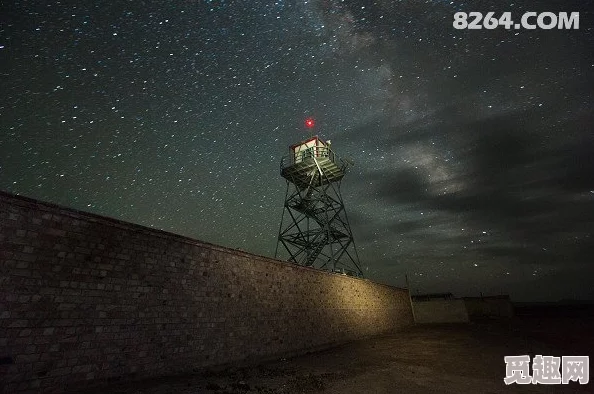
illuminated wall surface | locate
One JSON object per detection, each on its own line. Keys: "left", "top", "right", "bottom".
{"left": 0, "top": 191, "right": 413, "bottom": 392}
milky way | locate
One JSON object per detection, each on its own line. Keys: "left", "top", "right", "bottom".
{"left": 1, "top": 0, "right": 592, "bottom": 301}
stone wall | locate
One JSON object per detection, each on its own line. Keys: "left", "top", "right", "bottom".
{"left": 0, "top": 191, "right": 413, "bottom": 393}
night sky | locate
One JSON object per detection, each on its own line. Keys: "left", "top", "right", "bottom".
{"left": 1, "top": 1, "right": 593, "bottom": 301}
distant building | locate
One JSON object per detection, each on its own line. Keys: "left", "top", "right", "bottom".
{"left": 462, "top": 295, "right": 514, "bottom": 320}
{"left": 411, "top": 293, "right": 513, "bottom": 324}
{"left": 411, "top": 292, "right": 455, "bottom": 302}
{"left": 411, "top": 293, "right": 469, "bottom": 324}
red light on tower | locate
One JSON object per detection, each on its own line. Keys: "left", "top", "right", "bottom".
{"left": 305, "top": 118, "right": 315, "bottom": 128}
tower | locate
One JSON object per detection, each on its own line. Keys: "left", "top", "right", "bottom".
{"left": 275, "top": 134, "right": 363, "bottom": 276}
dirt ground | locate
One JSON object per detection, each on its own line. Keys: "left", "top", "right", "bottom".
{"left": 83, "top": 316, "right": 593, "bottom": 394}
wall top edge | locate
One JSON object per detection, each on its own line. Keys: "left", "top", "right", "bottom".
{"left": 0, "top": 190, "right": 406, "bottom": 291}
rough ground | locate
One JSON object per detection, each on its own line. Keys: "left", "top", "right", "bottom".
{"left": 82, "top": 316, "right": 593, "bottom": 394}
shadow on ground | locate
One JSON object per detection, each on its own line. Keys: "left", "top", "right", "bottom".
{"left": 81, "top": 315, "right": 593, "bottom": 394}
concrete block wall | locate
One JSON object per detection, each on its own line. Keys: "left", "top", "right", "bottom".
{"left": 0, "top": 191, "right": 413, "bottom": 393}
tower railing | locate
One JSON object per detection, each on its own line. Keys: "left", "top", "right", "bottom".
{"left": 280, "top": 146, "right": 349, "bottom": 173}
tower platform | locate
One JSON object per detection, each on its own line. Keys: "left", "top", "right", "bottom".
{"left": 280, "top": 151, "right": 346, "bottom": 189}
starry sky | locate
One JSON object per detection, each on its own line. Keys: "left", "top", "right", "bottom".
{"left": 1, "top": 0, "right": 593, "bottom": 301}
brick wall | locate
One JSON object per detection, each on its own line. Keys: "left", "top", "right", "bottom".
{"left": 0, "top": 191, "right": 413, "bottom": 393}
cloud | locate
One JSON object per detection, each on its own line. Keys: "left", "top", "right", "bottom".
{"left": 314, "top": 0, "right": 594, "bottom": 299}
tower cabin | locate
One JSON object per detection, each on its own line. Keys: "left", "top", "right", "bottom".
{"left": 280, "top": 136, "right": 347, "bottom": 189}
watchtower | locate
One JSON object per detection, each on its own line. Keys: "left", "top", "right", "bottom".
{"left": 275, "top": 135, "right": 363, "bottom": 276}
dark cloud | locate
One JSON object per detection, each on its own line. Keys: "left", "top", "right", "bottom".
{"left": 388, "top": 220, "right": 426, "bottom": 235}
{"left": 372, "top": 168, "right": 430, "bottom": 204}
